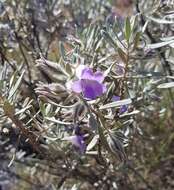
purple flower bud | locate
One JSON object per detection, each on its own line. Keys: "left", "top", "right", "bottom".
{"left": 63, "top": 135, "right": 86, "bottom": 153}
{"left": 112, "top": 95, "right": 128, "bottom": 114}
{"left": 112, "top": 96, "right": 121, "bottom": 101}
{"left": 119, "top": 105, "right": 128, "bottom": 114}
{"left": 71, "top": 65, "right": 106, "bottom": 100}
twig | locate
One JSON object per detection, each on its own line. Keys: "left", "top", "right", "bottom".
{"left": 14, "top": 32, "right": 32, "bottom": 84}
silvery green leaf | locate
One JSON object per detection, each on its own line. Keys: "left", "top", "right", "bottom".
{"left": 89, "top": 113, "right": 99, "bottom": 131}
{"left": 147, "top": 16, "right": 174, "bottom": 24}
{"left": 65, "top": 63, "right": 73, "bottom": 76}
{"left": 157, "top": 82, "right": 174, "bottom": 89}
{"left": 95, "top": 37, "right": 103, "bottom": 51}
{"left": 73, "top": 103, "right": 85, "bottom": 123}
{"left": 146, "top": 40, "right": 174, "bottom": 49}
{"left": 45, "top": 117, "right": 72, "bottom": 125}
{"left": 86, "top": 151, "right": 98, "bottom": 155}
{"left": 160, "top": 36, "right": 174, "bottom": 41}
{"left": 169, "top": 43, "right": 174, "bottom": 48}
{"left": 45, "top": 103, "right": 53, "bottom": 116}
{"left": 130, "top": 14, "right": 138, "bottom": 31}
{"left": 86, "top": 25, "right": 97, "bottom": 50}
{"left": 15, "top": 104, "right": 32, "bottom": 116}
{"left": 36, "top": 57, "right": 69, "bottom": 81}
{"left": 104, "top": 62, "right": 115, "bottom": 76}
{"left": 118, "top": 48, "right": 127, "bottom": 63}
{"left": 111, "top": 131, "right": 128, "bottom": 144}
{"left": 98, "top": 119, "right": 111, "bottom": 151}
{"left": 8, "top": 70, "right": 25, "bottom": 100}
{"left": 107, "top": 135, "right": 127, "bottom": 161}
{"left": 119, "top": 110, "right": 140, "bottom": 117}
{"left": 167, "top": 76, "right": 174, "bottom": 80}
{"left": 100, "top": 99, "right": 132, "bottom": 110}
{"left": 101, "top": 30, "right": 117, "bottom": 49}
{"left": 59, "top": 42, "right": 68, "bottom": 62}
{"left": 86, "top": 135, "right": 99, "bottom": 151}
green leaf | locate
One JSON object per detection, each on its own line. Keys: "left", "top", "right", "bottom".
{"left": 125, "top": 18, "right": 131, "bottom": 42}
{"left": 133, "top": 32, "right": 141, "bottom": 50}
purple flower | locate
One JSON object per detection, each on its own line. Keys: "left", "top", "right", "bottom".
{"left": 112, "top": 95, "right": 121, "bottom": 102}
{"left": 63, "top": 135, "right": 86, "bottom": 153}
{"left": 119, "top": 105, "right": 128, "bottom": 114}
{"left": 71, "top": 65, "right": 106, "bottom": 100}
{"left": 112, "top": 96, "right": 128, "bottom": 114}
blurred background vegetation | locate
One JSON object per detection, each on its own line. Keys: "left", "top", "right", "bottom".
{"left": 0, "top": 0, "right": 174, "bottom": 190}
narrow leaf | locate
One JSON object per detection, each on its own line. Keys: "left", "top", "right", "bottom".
{"left": 146, "top": 40, "right": 174, "bottom": 49}
{"left": 157, "top": 82, "right": 174, "bottom": 89}
{"left": 86, "top": 135, "right": 99, "bottom": 151}
{"left": 125, "top": 18, "right": 131, "bottom": 42}
{"left": 100, "top": 99, "right": 132, "bottom": 110}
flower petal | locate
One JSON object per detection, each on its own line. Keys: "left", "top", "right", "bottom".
{"left": 81, "top": 79, "right": 104, "bottom": 100}
{"left": 71, "top": 80, "right": 82, "bottom": 93}
{"left": 76, "top": 135, "right": 86, "bottom": 153}
{"left": 81, "top": 69, "right": 105, "bottom": 83}
{"left": 93, "top": 71, "right": 105, "bottom": 83}
{"left": 81, "top": 68, "right": 94, "bottom": 80}
{"left": 76, "top": 65, "right": 87, "bottom": 79}
{"left": 119, "top": 105, "right": 128, "bottom": 114}
{"left": 112, "top": 95, "right": 120, "bottom": 101}
{"left": 66, "top": 80, "right": 73, "bottom": 90}
{"left": 102, "top": 84, "right": 107, "bottom": 93}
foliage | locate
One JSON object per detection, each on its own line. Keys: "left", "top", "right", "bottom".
{"left": 0, "top": 0, "right": 174, "bottom": 190}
